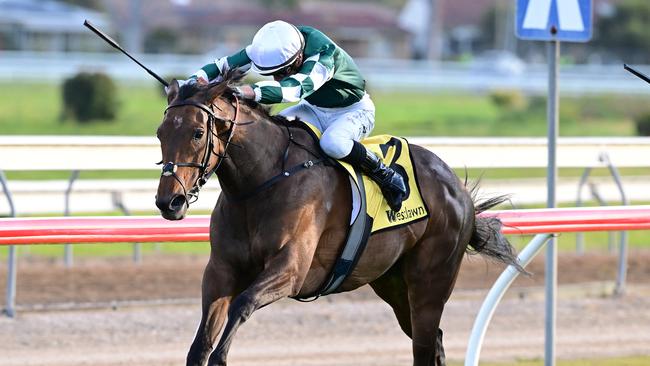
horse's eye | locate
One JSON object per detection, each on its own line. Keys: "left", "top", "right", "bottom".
{"left": 193, "top": 129, "right": 204, "bottom": 140}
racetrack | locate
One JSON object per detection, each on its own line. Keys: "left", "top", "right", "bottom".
{"left": 1, "top": 251, "right": 650, "bottom": 365}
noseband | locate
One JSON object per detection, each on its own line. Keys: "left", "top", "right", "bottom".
{"left": 159, "top": 95, "right": 242, "bottom": 203}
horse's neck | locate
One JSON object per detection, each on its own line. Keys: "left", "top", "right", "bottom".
{"left": 216, "top": 114, "right": 290, "bottom": 198}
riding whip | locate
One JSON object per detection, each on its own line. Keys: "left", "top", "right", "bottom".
{"left": 83, "top": 20, "right": 169, "bottom": 87}
{"left": 624, "top": 64, "right": 650, "bottom": 85}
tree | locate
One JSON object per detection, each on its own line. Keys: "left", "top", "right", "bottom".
{"left": 0, "top": 32, "right": 17, "bottom": 50}
{"left": 59, "top": 0, "right": 103, "bottom": 11}
{"left": 257, "top": 0, "right": 299, "bottom": 9}
{"left": 144, "top": 28, "right": 179, "bottom": 54}
{"left": 594, "top": 0, "right": 650, "bottom": 63}
{"left": 478, "top": 5, "right": 498, "bottom": 51}
{"left": 477, "top": 1, "right": 517, "bottom": 53}
{"left": 62, "top": 72, "right": 118, "bottom": 123}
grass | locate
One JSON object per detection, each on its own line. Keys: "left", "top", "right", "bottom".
{"left": 3, "top": 169, "right": 160, "bottom": 180}
{"left": 1, "top": 81, "right": 647, "bottom": 137}
{"left": 7, "top": 241, "right": 211, "bottom": 258}
{"left": 4, "top": 166, "right": 649, "bottom": 181}
{"left": 371, "top": 92, "right": 499, "bottom": 136}
{"left": 507, "top": 230, "right": 650, "bottom": 252}
{"left": 2, "top": 156, "right": 650, "bottom": 188}
{"left": 0, "top": 81, "right": 165, "bottom": 136}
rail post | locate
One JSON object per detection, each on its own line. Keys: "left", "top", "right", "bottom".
{"left": 63, "top": 170, "right": 80, "bottom": 267}
{"left": 111, "top": 191, "right": 141, "bottom": 264}
{"left": 465, "top": 233, "right": 553, "bottom": 366}
{"left": 601, "top": 153, "right": 629, "bottom": 296}
{"left": 0, "top": 169, "right": 17, "bottom": 317}
{"left": 574, "top": 153, "right": 629, "bottom": 296}
{"left": 575, "top": 167, "right": 591, "bottom": 254}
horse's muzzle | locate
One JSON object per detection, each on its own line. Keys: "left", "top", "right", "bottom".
{"left": 155, "top": 194, "right": 188, "bottom": 220}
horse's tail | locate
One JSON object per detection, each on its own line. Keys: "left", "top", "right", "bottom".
{"left": 466, "top": 182, "right": 526, "bottom": 273}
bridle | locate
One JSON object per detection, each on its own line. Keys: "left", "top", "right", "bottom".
{"left": 159, "top": 91, "right": 326, "bottom": 205}
{"left": 159, "top": 95, "right": 245, "bottom": 204}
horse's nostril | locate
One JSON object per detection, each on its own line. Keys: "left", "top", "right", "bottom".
{"left": 169, "top": 195, "right": 187, "bottom": 211}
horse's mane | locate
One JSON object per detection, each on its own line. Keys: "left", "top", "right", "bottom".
{"left": 177, "top": 70, "right": 301, "bottom": 128}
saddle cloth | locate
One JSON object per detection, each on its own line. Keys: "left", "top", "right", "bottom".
{"left": 341, "top": 135, "right": 430, "bottom": 233}
{"left": 302, "top": 122, "right": 429, "bottom": 233}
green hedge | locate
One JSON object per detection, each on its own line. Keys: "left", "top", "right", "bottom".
{"left": 635, "top": 113, "right": 650, "bottom": 136}
{"left": 62, "top": 72, "right": 118, "bottom": 122}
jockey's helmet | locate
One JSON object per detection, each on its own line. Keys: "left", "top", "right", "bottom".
{"left": 246, "top": 20, "right": 305, "bottom": 76}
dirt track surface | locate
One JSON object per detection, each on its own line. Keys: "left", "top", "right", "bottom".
{"left": 1, "top": 251, "right": 650, "bottom": 365}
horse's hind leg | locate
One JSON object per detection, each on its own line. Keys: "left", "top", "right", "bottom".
{"left": 404, "top": 234, "right": 466, "bottom": 366}
{"left": 406, "top": 282, "right": 447, "bottom": 366}
{"left": 370, "top": 257, "right": 447, "bottom": 366}
{"left": 369, "top": 259, "right": 412, "bottom": 338}
{"left": 186, "top": 260, "right": 237, "bottom": 366}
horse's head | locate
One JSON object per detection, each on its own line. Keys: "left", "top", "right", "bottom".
{"left": 155, "top": 74, "right": 241, "bottom": 220}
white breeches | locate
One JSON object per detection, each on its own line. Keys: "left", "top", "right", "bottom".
{"left": 279, "top": 93, "right": 375, "bottom": 159}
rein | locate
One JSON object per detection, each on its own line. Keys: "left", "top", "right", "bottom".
{"left": 232, "top": 121, "right": 325, "bottom": 202}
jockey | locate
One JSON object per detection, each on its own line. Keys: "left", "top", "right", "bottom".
{"left": 183, "top": 20, "right": 406, "bottom": 211}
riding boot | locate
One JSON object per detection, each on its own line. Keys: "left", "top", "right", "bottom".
{"left": 341, "top": 141, "right": 407, "bottom": 212}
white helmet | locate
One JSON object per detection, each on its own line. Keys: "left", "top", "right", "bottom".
{"left": 246, "top": 20, "right": 305, "bottom": 75}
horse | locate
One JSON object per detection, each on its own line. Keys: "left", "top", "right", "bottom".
{"left": 155, "top": 71, "right": 522, "bottom": 366}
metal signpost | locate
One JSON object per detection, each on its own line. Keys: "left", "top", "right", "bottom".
{"left": 515, "top": 1, "right": 592, "bottom": 365}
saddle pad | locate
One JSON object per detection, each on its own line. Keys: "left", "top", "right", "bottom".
{"left": 300, "top": 122, "right": 429, "bottom": 233}
{"left": 342, "top": 135, "right": 430, "bottom": 233}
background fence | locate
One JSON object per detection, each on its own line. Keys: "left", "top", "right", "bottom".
{"left": 2, "top": 136, "right": 650, "bottom": 214}
{"left": 1, "top": 52, "right": 649, "bottom": 96}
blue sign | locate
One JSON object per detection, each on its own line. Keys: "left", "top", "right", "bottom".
{"left": 516, "top": 0, "right": 592, "bottom": 42}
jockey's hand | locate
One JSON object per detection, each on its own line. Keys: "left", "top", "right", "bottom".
{"left": 234, "top": 85, "right": 255, "bottom": 100}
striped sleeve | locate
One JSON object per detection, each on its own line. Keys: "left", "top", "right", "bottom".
{"left": 252, "top": 45, "right": 336, "bottom": 104}
{"left": 191, "top": 48, "right": 252, "bottom": 81}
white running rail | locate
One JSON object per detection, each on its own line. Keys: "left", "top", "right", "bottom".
{"left": 464, "top": 233, "right": 552, "bottom": 366}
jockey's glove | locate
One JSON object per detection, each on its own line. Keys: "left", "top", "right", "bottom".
{"left": 233, "top": 85, "right": 256, "bottom": 100}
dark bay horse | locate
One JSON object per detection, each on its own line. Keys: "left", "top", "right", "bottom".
{"left": 155, "top": 72, "right": 522, "bottom": 366}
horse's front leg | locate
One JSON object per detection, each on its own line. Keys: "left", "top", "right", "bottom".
{"left": 207, "top": 243, "right": 309, "bottom": 366}
{"left": 186, "top": 258, "right": 238, "bottom": 366}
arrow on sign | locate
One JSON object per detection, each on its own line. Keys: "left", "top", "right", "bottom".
{"left": 522, "top": 0, "right": 585, "bottom": 31}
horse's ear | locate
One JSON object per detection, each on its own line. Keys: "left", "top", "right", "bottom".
{"left": 166, "top": 79, "right": 180, "bottom": 104}
{"left": 205, "top": 81, "right": 225, "bottom": 104}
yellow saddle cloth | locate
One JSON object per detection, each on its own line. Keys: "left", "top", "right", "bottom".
{"left": 341, "top": 135, "right": 429, "bottom": 233}
{"left": 302, "top": 122, "right": 429, "bottom": 233}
